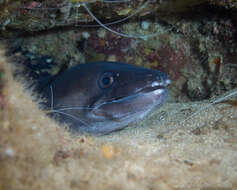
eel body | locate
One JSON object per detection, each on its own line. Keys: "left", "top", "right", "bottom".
{"left": 39, "top": 61, "right": 170, "bottom": 135}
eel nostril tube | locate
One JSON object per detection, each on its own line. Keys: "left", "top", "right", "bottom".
{"left": 166, "top": 79, "right": 171, "bottom": 85}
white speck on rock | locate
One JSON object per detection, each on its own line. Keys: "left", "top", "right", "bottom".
{"left": 97, "top": 28, "right": 106, "bottom": 38}
{"left": 82, "top": 31, "right": 90, "bottom": 39}
{"left": 5, "top": 147, "right": 14, "bottom": 157}
{"left": 141, "top": 21, "right": 150, "bottom": 30}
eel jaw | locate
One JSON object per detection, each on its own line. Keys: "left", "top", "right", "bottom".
{"left": 137, "top": 79, "right": 171, "bottom": 95}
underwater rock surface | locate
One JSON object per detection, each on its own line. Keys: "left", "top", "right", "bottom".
{"left": 0, "top": 0, "right": 237, "bottom": 189}
{"left": 0, "top": 0, "right": 209, "bottom": 32}
{"left": 2, "top": 0, "right": 236, "bottom": 101}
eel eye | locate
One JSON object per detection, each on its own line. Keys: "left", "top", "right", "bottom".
{"left": 99, "top": 72, "right": 114, "bottom": 88}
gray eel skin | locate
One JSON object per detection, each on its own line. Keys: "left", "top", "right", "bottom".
{"left": 39, "top": 61, "right": 170, "bottom": 135}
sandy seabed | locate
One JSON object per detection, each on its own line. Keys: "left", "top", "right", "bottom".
{"left": 0, "top": 48, "right": 237, "bottom": 190}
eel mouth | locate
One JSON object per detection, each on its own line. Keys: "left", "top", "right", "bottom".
{"left": 138, "top": 86, "right": 165, "bottom": 93}
{"left": 133, "top": 80, "right": 171, "bottom": 95}
{"left": 109, "top": 79, "right": 171, "bottom": 102}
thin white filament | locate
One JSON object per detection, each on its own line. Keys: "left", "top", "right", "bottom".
{"left": 180, "top": 89, "right": 237, "bottom": 124}
{"left": 82, "top": 2, "right": 157, "bottom": 39}
{"left": 49, "top": 110, "right": 89, "bottom": 127}
{"left": 50, "top": 85, "right": 54, "bottom": 110}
